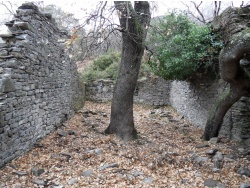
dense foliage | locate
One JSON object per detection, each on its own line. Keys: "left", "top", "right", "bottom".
{"left": 148, "top": 11, "right": 222, "bottom": 80}
{"left": 80, "top": 52, "right": 121, "bottom": 82}
{"left": 80, "top": 52, "right": 151, "bottom": 84}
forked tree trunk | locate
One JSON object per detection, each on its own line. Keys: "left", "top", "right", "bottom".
{"left": 105, "top": 1, "right": 150, "bottom": 140}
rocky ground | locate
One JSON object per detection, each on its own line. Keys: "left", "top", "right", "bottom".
{"left": 0, "top": 101, "right": 250, "bottom": 188}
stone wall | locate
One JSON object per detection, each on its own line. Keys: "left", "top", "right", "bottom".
{"left": 0, "top": 3, "right": 84, "bottom": 167}
{"left": 86, "top": 77, "right": 171, "bottom": 106}
{"left": 86, "top": 77, "right": 250, "bottom": 141}
{"left": 169, "top": 80, "right": 226, "bottom": 128}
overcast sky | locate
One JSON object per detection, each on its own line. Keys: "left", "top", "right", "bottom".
{"left": 0, "top": 1, "right": 246, "bottom": 18}
{"left": 0, "top": 1, "right": 248, "bottom": 29}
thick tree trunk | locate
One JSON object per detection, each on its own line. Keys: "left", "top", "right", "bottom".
{"left": 105, "top": 1, "right": 150, "bottom": 140}
{"left": 203, "top": 82, "right": 247, "bottom": 140}
{"left": 105, "top": 37, "right": 143, "bottom": 140}
{"left": 203, "top": 6, "right": 250, "bottom": 140}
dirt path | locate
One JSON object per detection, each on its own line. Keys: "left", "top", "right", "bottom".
{"left": 0, "top": 101, "right": 249, "bottom": 187}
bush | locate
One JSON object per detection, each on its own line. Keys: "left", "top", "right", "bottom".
{"left": 81, "top": 51, "right": 154, "bottom": 84}
{"left": 80, "top": 52, "right": 121, "bottom": 83}
{"left": 148, "top": 11, "right": 222, "bottom": 81}
{"left": 93, "top": 52, "right": 120, "bottom": 71}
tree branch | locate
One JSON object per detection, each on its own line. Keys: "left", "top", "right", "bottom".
{"left": 191, "top": 1, "right": 206, "bottom": 24}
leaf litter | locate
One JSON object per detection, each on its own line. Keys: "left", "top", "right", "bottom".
{"left": 0, "top": 101, "right": 249, "bottom": 187}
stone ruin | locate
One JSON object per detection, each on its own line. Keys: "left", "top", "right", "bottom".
{"left": 0, "top": 3, "right": 84, "bottom": 167}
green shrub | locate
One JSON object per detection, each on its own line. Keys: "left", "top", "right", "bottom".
{"left": 105, "top": 61, "right": 119, "bottom": 80}
{"left": 93, "top": 52, "right": 120, "bottom": 71}
{"left": 81, "top": 51, "right": 155, "bottom": 84}
{"left": 148, "top": 11, "right": 222, "bottom": 81}
{"left": 80, "top": 52, "right": 121, "bottom": 83}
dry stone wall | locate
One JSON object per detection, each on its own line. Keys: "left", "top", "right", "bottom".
{"left": 0, "top": 3, "right": 84, "bottom": 167}
{"left": 86, "top": 77, "right": 171, "bottom": 106}
{"left": 86, "top": 77, "right": 250, "bottom": 142}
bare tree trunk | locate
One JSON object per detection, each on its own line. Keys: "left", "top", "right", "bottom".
{"left": 203, "top": 82, "right": 247, "bottom": 140}
{"left": 105, "top": 1, "right": 150, "bottom": 140}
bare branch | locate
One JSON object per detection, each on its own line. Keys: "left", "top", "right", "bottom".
{"left": 182, "top": 1, "right": 206, "bottom": 24}
{"left": 191, "top": 1, "right": 206, "bottom": 24}
{"left": 0, "top": 1, "right": 16, "bottom": 15}
{"left": 214, "top": 1, "right": 221, "bottom": 17}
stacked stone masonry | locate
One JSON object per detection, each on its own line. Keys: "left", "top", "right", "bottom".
{"left": 86, "top": 77, "right": 250, "bottom": 142}
{"left": 0, "top": 3, "right": 83, "bottom": 167}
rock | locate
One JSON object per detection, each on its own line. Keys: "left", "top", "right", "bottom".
{"left": 52, "top": 185, "right": 63, "bottom": 188}
{"left": 33, "top": 179, "right": 45, "bottom": 185}
{"left": 237, "top": 167, "right": 250, "bottom": 177}
{"left": 57, "top": 130, "right": 68, "bottom": 137}
{"left": 214, "top": 160, "right": 223, "bottom": 169}
{"left": 14, "top": 184, "right": 21, "bottom": 188}
{"left": 85, "top": 148, "right": 103, "bottom": 155}
{"left": 204, "top": 178, "right": 220, "bottom": 187}
{"left": 0, "top": 37, "right": 6, "bottom": 45}
{"left": 194, "top": 171, "right": 202, "bottom": 177}
{"left": 9, "top": 163, "right": 17, "bottom": 169}
{"left": 240, "top": 183, "right": 250, "bottom": 188}
{"left": 217, "top": 182, "right": 227, "bottom": 188}
{"left": 0, "top": 77, "right": 15, "bottom": 93}
{"left": 143, "top": 177, "right": 153, "bottom": 184}
{"left": 94, "top": 148, "right": 102, "bottom": 155}
{"left": 0, "top": 49, "right": 8, "bottom": 56}
{"left": 224, "top": 154, "right": 236, "bottom": 160}
{"left": 13, "top": 171, "right": 28, "bottom": 176}
{"left": 99, "top": 163, "right": 119, "bottom": 171}
{"left": 68, "top": 130, "right": 77, "bottom": 135}
{"left": 150, "top": 111, "right": 156, "bottom": 114}
{"left": 80, "top": 169, "right": 94, "bottom": 177}
{"left": 51, "top": 154, "right": 60, "bottom": 159}
{"left": 243, "top": 149, "right": 250, "bottom": 155}
{"left": 213, "top": 152, "right": 223, "bottom": 161}
{"left": 224, "top": 155, "right": 235, "bottom": 162}
{"left": 14, "top": 22, "right": 32, "bottom": 31}
{"left": 238, "top": 148, "right": 245, "bottom": 153}
{"left": 205, "top": 148, "right": 218, "bottom": 155}
{"left": 196, "top": 143, "right": 209, "bottom": 148}
{"left": 126, "top": 174, "right": 134, "bottom": 180}
{"left": 61, "top": 153, "right": 72, "bottom": 158}
{"left": 209, "top": 137, "right": 218, "bottom": 144}
{"left": 147, "top": 162, "right": 156, "bottom": 170}
{"left": 19, "top": 2, "right": 39, "bottom": 10}
{"left": 67, "top": 178, "right": 78, "bottom": 185}
{"left": 212, "top": 168, "right": 220, "bottom": 173}
{"left": 213, "top": 152, "right": 223, "bottom": 169}
{"left": 34, "top": 143, "right": 44, "bottom": 148}
{"left": 83, "top": 114, "right": 90, "bottom": 118}
{"left": 31, "top": 168, "right": 45, "bottom": 176}
{"left": 244, "top": 138, "right": 250, "bottom": 146}
{"left": 194, "top": 156, "right": 208, "bottom": 163}
{"left": 131, "top": 170, "right": 144, "bottom": 177}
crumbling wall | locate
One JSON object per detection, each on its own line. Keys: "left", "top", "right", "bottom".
{"left": 0, "top": 3, "right": 84, "bottom": 167}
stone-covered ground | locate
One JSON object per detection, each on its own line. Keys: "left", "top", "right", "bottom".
{"left": 0, "top": 101, "right": 250, "bottom": 187}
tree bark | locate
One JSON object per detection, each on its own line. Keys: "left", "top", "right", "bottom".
{"left": 203, "top": 6, "right": 250, "bottom": 140}
{"left": 105, "top": 1, "right": 150, "bottom": 140}
{"left": 203, "top": 81, "right": 247, "bottom": 140}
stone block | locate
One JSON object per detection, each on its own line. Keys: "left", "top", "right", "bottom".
{"left": 0, "top": 77, "right": 15, "bottom": 93}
